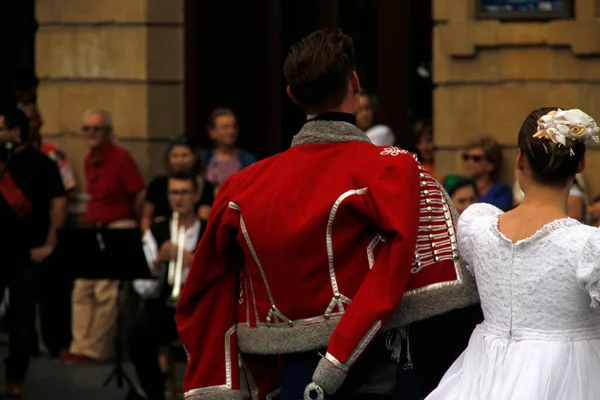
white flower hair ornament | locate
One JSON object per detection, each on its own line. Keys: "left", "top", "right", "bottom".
{"left": 533, "top": 109, "right": 600, "bottom": 155}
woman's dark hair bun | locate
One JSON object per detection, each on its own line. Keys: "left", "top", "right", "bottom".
{"left": 517, "top": 107, "right": 591, "bottom": 187}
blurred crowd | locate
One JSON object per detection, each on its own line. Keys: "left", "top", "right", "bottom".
{"left": 1, "top": 67, "right": 599, "bottom": 400}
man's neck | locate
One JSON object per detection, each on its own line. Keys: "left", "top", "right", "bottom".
{"left": 177, "top": 212, "right": 197, "bottom": 229}
{"left": 91, "top": 142, "right": 108, "bottom": 160}
{"left": 311, "top": 104, "right": 356, "bottom": 116}
{"left": 308, "top": 111, "right": 357, "bottom": 126}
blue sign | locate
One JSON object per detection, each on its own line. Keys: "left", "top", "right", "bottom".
{"left": 481, "top": 1, "right": 565, "bottom": 12}
{"left": 478, "top": 1, "right": 571, "bottom": 18}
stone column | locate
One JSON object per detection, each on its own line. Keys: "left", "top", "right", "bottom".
{"left": 35, "top": 0, "right": 184, "bottom": 199}
{"left": 434, "top": 0, "right": 600, "bottom": 196}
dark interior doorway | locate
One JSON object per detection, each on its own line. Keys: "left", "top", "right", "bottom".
{"left": 185, "top": 0, "right": 434, "bottom": 158}
{"left": 0, "top": 0, "right": 37, "bottom": 108}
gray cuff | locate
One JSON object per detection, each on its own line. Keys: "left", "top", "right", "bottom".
{"left": 310, "top": 357, "right": 347, "bottom": 395}
{"left": 184, "top": 389, "right": 242, "bottom": 400}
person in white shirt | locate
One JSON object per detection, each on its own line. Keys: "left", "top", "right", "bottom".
{"left": 356, "top": 90, "right": 395, "bottom": 146}
{"left": 126, "top": 174, "right": 205, "bottom": 400}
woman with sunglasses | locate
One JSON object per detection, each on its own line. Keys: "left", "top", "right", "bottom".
{"left": 462, "top": 137, "right": 512, "bottom": 211}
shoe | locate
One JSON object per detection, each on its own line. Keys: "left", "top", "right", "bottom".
{"left": 59, "top": 352, "right": 94, "bottom": 364}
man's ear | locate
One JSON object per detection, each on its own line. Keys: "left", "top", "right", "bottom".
{"left": 286, "top": 86, "right": 300, "bottom": 106}
{"left": 351, "top": 70, "right": 360, "bottom": 95}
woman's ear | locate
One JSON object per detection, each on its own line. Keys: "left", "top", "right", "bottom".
{"left": 577, "top": 157, "right": 586, "bottom": 174}
{"left": 516, "top": 149, "right": 524, "bottom": 172}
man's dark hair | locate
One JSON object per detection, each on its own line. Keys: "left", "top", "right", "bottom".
{"left": 283, "top": 29, "right": 355, "bottom": 112}
{"left": 0, "top": 108, "right": 30, "bottom": 142}
{"left": 168, "top": 173, "right": 198, "bottom": 191}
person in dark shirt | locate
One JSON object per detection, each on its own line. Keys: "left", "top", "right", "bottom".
{"left": 0, "top": 108, "right": 67, "bottom": 398}
{"left": 141, "top": 135, "right": 214, "bottom": 232}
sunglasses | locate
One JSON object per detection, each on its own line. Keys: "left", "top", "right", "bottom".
{"left": 81, "top": 125, "right": 105, "bottom": 132}
{"left": 462, "top": 153, "right": 484, "bottom": 162}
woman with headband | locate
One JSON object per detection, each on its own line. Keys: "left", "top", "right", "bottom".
{"left": 427, "top": 108, "right": 600, "bottom": 400}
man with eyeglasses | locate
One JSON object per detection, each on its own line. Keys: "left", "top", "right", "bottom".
{"left": 61, "top": 108, "right": 145, "bottom": 364}
{"left": 0, "top": 107, "right": 67, "bottom": 398}
{"left": 127, "top": 174, "right": 204, "bottom": 400}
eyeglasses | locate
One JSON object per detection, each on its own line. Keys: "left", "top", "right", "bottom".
{"left": 462, "top": 153, "right": 484, "bottom": 162}
{"left": 168, "top": 189, "right": 194, "bottom": 196}
{"left": 81, "top": 125, "right": 105, "bottom": 132}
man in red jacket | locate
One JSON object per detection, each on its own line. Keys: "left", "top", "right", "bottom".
{"left": 176, "top": 29, "right": 477, "bottom": 400}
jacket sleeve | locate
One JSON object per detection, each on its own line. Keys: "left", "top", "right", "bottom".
{"left": 309, "top": 154, "right": 421, "bottom": 395}
{"left": 176, "top": 177, "right": 242, "bottom": 400}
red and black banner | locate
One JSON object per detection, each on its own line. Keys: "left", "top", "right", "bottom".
{"left": 0, "top": 161, "right": 32, "bottom": 217}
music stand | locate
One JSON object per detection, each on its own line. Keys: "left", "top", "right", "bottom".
{"left": 58, "top": 227, "right": 152, "bottom": 389}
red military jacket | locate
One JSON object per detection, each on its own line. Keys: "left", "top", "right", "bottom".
{"left": 176, "top": 119, "right": 478, "bottom": 399}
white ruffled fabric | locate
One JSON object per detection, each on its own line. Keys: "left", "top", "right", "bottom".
{"left": 427, "top": 204, "right": 600, "bottom": 400}
{"left": 427, "top": 323, "right": 600, "bottom": 400}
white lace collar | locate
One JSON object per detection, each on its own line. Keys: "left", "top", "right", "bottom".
{"left": 492, "top": 216, "right": 580, "bottom": 246}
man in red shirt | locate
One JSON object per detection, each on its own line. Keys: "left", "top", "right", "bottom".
{"left": 61, "top": 109, "right": 145, "bottom": 363}
{"left": 176, "top": 29, "right": 477, "bottom": 399}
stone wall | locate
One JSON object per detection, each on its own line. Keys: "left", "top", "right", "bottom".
{"left": 35, "top": 0, "right": 184, "bottom": 204}
{"left": 433, "top": 0, "right": 600, "bottom": 199}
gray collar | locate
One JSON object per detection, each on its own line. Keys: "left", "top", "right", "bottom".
{"left": 290, "top": 120, "right": 374, "bottom": 147}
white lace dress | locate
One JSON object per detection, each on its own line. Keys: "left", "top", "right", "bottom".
{"left": 426, "top": 203, "right": 600, "bottom": 400}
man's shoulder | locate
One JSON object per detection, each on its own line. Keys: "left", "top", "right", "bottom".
{"left": 41, "top": 141, "right": 67, "bottom": 160}
{"left": 354, "top": 144, "right": 420, "bottom": 172}
{"left": 19, "top": 147, "right": 53, "bottom": 166}
{"left": 111, "top": 143, "right": 135, "bottom": 159}
{"left": 150, "top": 218, "right": 171, "bottom": 233}
{"left": 236, "top": 143, "right": 419, "bottom": 175}
{"left": 218, "top": 152, "right": 285, "bottom": 196}
{"left": 232, "top": 152, "right": 282, "bottom": 177}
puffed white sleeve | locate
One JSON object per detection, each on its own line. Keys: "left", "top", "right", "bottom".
{"left": 576, "top": 229, "right": 600, "bottom": 308}
{"left": 457, "top": 203, "right": 503, "bottom": 272}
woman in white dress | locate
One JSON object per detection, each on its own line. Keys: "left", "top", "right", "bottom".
{"left": 426, "top": 107, "right": 600, "bottom": 400}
